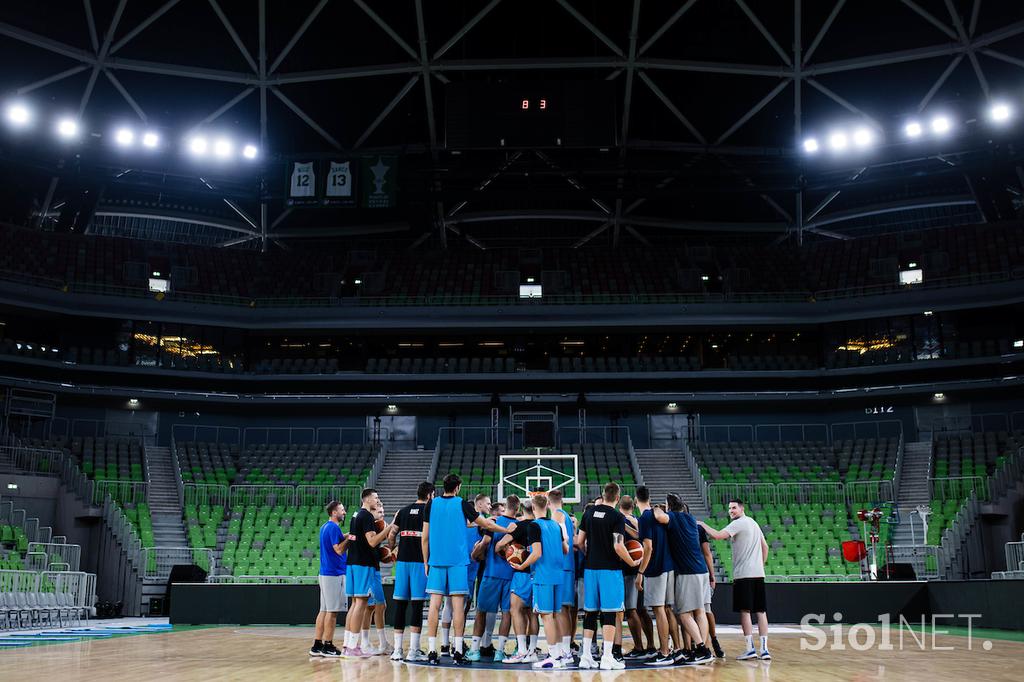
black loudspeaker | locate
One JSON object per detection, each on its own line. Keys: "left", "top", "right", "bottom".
{"left": 878, "top": 563, "right": 917, "bottom": 581}
{"left": 163, "top": 564, "right": 208, "bottom": 615}
{"left": 523, "top": 421, "right": 555, "bottom": 449}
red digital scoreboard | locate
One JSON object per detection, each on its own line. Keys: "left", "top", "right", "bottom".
{"left": 445, "top": 82, "right": 616, "bottom": 148}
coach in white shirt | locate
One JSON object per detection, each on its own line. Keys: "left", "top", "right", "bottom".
{"left": 699, "top": 499, "right": 771, "bottom": 661}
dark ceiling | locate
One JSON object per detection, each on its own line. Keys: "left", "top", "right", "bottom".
{"left": 2, "top": 0, "right": 1024, "bottom": 248}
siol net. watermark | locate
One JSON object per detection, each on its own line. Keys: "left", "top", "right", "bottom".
{"left": 800, "top": 613, "right": 993, "bottom": 652}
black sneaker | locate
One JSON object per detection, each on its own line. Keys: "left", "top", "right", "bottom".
{"left": 689, "top": 644, "right": 713, "bottom": 665}
{"left": 624, "top": 648, "right": 647, "bottom": 660}
{"left": 711, "top": 638, "right": 725, "bottom": 659}
{"left": 570, "top": 642, "right": 581, "bottom": 656}
{"left": 672, "top": 649, "right": 694, "bottom": 665}
{"left": 309, "top": 643, "right": 324, "bottom": 657}
{"left": 427, "top": 651, "right": 441, "bottom": 666}
{"left": 644, "top": 653, "right": 676, "bottom": 667}
{"left": 440, "top": 645, "right": 450, "bottom": 657}
{"left": 480, "top": 644, "right": 496, "bottom": 658}
{"left": 320, "top": 643, "right": 341, "bottom": 658}
{"left": 452, "top": 651, "right": 472, "bottom": 666}
{"left": 640, "top": 649, "right": 659, "bottom": 661}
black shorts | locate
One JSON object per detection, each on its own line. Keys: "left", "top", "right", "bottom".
{"left": 732, "top": 577, "right": 767, "bottom": 613}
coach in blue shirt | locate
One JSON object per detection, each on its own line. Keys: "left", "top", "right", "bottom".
{"left": 310, "top": 500, "right": 353, "bottom": 657}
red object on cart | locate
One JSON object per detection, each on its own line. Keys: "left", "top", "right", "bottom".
{"left": 842, "top": 540, "right": 867, "bottom": 562}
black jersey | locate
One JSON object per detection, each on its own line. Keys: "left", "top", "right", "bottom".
{"left": 581, "top": 504, "right": 627, "bottom": 571}
{"left": 394, "top": 502, "right": 427, "bottom": 564}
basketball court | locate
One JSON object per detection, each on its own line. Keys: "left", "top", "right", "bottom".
{"left": 2, "top": 620, "right": 1021, "bottom": 681}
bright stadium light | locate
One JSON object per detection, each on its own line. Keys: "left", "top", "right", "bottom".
{"left": 931, "top": 115, "right": 951, "bottom": 135}
{"left": 142, "top": 131, "right": 160, "bottom": 148}
{"left": 242, "top": 143, "right": 258, "bottom": 159}
{"left": 802, "top": 137, "right": 819, "bottom": 153}
{"left": 904, "top": 121, "right": 923, "bottom": 138}
{"left": 188, "top": 136, "right": 208, "bottom": 156}
{"left": 55, "top": 117, "right": 79, "bottom": 140}
{"left": 828, "top": 131, "right": 848, "bottom": 151}
{"left": 213, "top": 137, "right": 232, "bottom": 158}
{"left": 989, "top": 102, "right": 1012, "bottom": 124}
{"left": 852, "top": 127, "right": 873, "bottom": 147}
{"left": 5, "top": 102, "right": 32, "bottom": 128}
{"left": 114, "top": 128, "right": 134, "bottom": 147}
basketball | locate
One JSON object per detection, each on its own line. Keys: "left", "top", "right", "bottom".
{"left": 378, "top": 545, "right": 396, "bottom": 564}
{"left": 625, "top": 539, "right": 644, "bottom": 563}
{"left": 504, "top": 542, "right": 527, "bottom": 567}
{"left": 374, "top": 518, "right": 385, "bottom": 532}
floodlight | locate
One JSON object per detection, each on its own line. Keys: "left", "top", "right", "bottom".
{"left": 990, "top": 102, "right": 1011, "bottom": 124}
{"left": 828, "top": 131, "right": 848, "bottom": 151}
{"left": 852, "top": 127, "right": 873, "bottom": 147}
{"left": 905, "top": 121, "right": 923, "bottom": 138}
{"left": 242, "top": 143, "right": 258, "bottom": 159}
{"left": 115, "top": 128, "right": 134, "bottom": 146}
{"left": 188, "top": 136, "right": 208, "bottom": 156}
{"left": 5, "top": 102, "right": 31, "bottom": 127}
{"left": 213, "top": 138, "right": 232, "bottom": 158}
{"left": 802, "top": 138, "right": 819, "bottom": 153}
{"left": 931, "top": 115, "right": 951, "bottom": 134}
{"left": 142, "top": 131, "right": 159, "bottom": 148}
{"left": 55, "top": 117, "right": 79, "bottom": 139}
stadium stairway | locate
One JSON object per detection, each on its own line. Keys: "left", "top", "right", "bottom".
{"left": 634, "top": 449, "right": 708, "bottom": 519}
{"left": 892, "top": 441, "right": 934, "bottom": 546}
{"left": 142, "top": 445, "right": 188, "bottom": 609}
{"left": 374, "top": 450, "right": 433, "bottom": 512}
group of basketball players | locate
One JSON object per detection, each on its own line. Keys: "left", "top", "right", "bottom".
{"left": 309, "top": 474, "right": 771, "bottom": 669}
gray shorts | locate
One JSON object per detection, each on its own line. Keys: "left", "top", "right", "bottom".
{"left": 623, "top": 575, "right": 639, "bottom": 610}
{"left": 644, "top": 571, "right": 674, "bottom": 607}
{"left": 576, "top": 578, "right": 584, "bottom": 609}
{"left": 672, "top": 573, "right": 709, "bottom": 614}
{"left": 703, "top": 578, "right": 714, "bottom": 607}
{"left": 319, "top": 574, "right": 346, "bottom": 613}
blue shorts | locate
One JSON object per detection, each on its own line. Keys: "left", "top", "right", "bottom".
{"left": 394, "top": 561, "right": 428, "bottom": 601}
{"left": 561, "top": 570, "right": 576, "bottom": 607}
{"left": 368, "top": 570, "right": 386, "bottom": 606}
{"left": 511, "top": 571, "right": 533, "bottom": 604}
{"left": 426, "top": 564, "right": 470, "bottom": 596}
{"left": 583, "top": 568, "right": 625, "bottom": 612}
{"left": 533, "top": 583, "right": 564, "bottom": 614}
{"left": 477, "top": 577, "right": 512, "bottom": 612}
{"left": 346, "top": 564, "right": 375, "bottom": 598}
{"left": 466, "top": 566, "right": 478, "bottom": 605}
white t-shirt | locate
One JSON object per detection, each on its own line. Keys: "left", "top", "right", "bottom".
{"left": 723, "top": 515, "right": 766, "bottom": 580}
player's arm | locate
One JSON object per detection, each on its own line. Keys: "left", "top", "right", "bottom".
{"left": 574, "top": 528, "right": 587, "bottom": 551}
{"left": 624, "top": 517, "right": 639, "bottom": 539}
{"left": 365, "top": 524, "right": 394, "bottom": 548}
{"left": 421, "top": 521, "right": 430, "bottom": 570}
{"left": 516, "top": 542, "right": 543, "bottom": 571}
{"left": 474, "top": 514, "right": 509, "bottom": 534}
{"left": 471, "top": 536, "right": 489, "bottom": 561}
{"left": 761, "top": 534, "right": 769, "bottom": 563}
{"left": 332, "top": 530, "right": 350, "bottom": 556}
{"left": 613, "top": 532, "right": 640, "bottom": 567}
{"left": 698, "top": 520, "right": 731, "bottom": 541}
{"left": 495, "top": 531, "right": 515, "bottom": 553}
{"left": 560, "top": 520, "right": 569, "bottom": 555}
{"left": 700, "top": 540, "right": 716, "bottom": 588}
{"left": 653, "top": 507, "right": 670, "bottom": 525}
{"left": 636, "top": 538, "right": 654, "bottom": 586}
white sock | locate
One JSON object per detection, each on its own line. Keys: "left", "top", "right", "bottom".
{"left": 411, "top": 632, "right": 421, "bottom": 652}
{"left": 760, "top": 635, "right": 768, "bottom": 651}
{"left": 529, "top": 635, "right": 538, "bottom": 651}
{"left": 428, "top": 636, "right": 437, "bottom": 653}
{"left": 361, "top": 630, "right": 371, "bottom": 649}
{"left": 485, "top": 612, "right": 497, "bottom": 640}
{"left": 394, "top": 631, "right": 403, "bottom": 651}
{"left": 496, "top": 635, "right": 507, "bottom": 653}
{"left": 517, "top": 634, "right": 527, "bottom": 653}
{"left": 603, "top": 641, "right": 614, "bottom": 659}
{"left": 582, "top": 636, "right": 593, "bottom": 658}
{"left": 454, "top": 637, "right": 464, "bottom": 654}
{"left": 471, "top": 635, "right": 481, "bottom": 652}
{"left": 481, "top": 630, "right": 492, "bottom": 648}
{"left": 344, "top": 631, "right": 354, "bottom": 648}
{"left": 745, "top": 634, "right": 754, "bottom": 651}
{"left": 441, "top": 627, "right": 450, "bottom": 647}
{"left": 562, "top": 635, "right": 571, "bottom": 650}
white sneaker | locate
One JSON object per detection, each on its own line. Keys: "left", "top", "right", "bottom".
{"left": 363, "top": 645, "right": 381, "bottom": 656}
{"left": 378, "top": 645, "right": 394, "bottom": 657}
{"left": 406, "top": 650, "right": 428, "bottom": 662}
{"left": 600, "top": 655, "right": 625, "bottom": 670}
{"left": 533, "top": 656, "right": 565, "bottom": 669}
{"left": 521, "top": 651, "right": 539, "bottom": 663}
{"left": 578, "top": 655, "right": 599, "bottom": 669}
{"left": 737, "top": 648, "right": 759, "bottom": 661}
{"left": 390, "top": 648, "right": 404, "bottom": 661}
{"left": 759, "top": 649, "right": 772, "bottom": 661}
{"left": 503, "top": 652, "right": 527, "bottom": 664}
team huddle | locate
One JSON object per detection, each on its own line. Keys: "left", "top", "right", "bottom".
{"left": 310, "top": 474, "right": 771, "bottom": 669}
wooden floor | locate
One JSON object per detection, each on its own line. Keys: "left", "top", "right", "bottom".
{"left": 1, "top": 625, "right": 1021, "bottom": 682}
